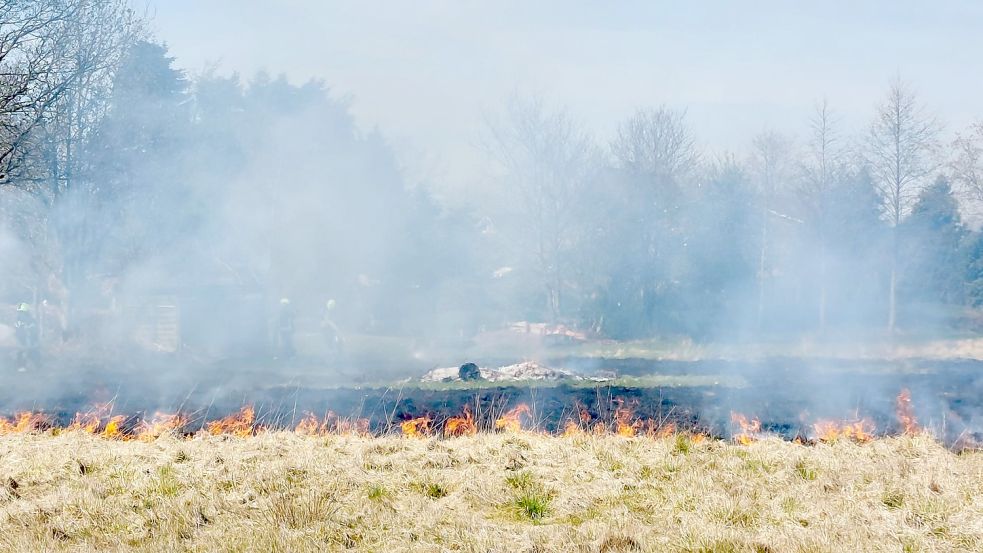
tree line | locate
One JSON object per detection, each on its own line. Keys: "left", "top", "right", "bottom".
{"left": 483, "top": 88, "right": 983, "bottom": 340}
{"left": 1, "top": 2, "right": 981, "bottom": 350}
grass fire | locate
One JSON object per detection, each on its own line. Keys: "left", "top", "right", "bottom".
{"left": 3, "top": 378, "right": 983, "bottom": 552}
{"left": 2, "top": 368, "right": 982, "bottom": 552}
{"left": 3, "top": 2, "right": 983, "bottom": 551}
{"left": 0, "top": 389, "right": 946, "bottom": 445}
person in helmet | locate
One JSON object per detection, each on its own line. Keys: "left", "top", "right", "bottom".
{"left": 14, "top": 303, "right": 40, "bottom": 370}
{"left": 320, "top": 299, "right": 343, "bottom": 358}
{"left": 274, "top": 297, "right": 295, "bottom": 360}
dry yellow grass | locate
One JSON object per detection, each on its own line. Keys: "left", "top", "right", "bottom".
{"left": 0, "top": 432, "right": 981, "bottom": 552}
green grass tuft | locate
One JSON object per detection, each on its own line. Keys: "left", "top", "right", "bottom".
{"left": 673, "top": 434, "right": 691, "bottom": 455}
{"left": 420, "top": 481, "right": 448, "bottom": 499}
{"left": 882, "top": 489, "right": 905, "bottom": 509}
{"left": 505, "top": 470, "right": 535, "bottom": 491}
{"left": 367, "top": 483, "right": 388, "bottom": 501}
{"left": 794, "top": 459, "right": 817, "bottom": 481}
{"left": 515, "top": 491, "right": 551, "bottom": 521}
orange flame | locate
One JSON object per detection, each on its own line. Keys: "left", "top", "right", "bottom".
{"left": 445, "top": 409, "right": 477, "bottom": 437}
{"left": 562, "top": 419, "right": 584, "bottom": 436}
{"left": 67, "top": 403, "right": 115, "bottom": 433}
{"left": 731, "top": 412, "right": 761, "bottom": 445}
{"left": 812, "top": 419, "right": 875, "bottom": 443}
{"left": 0, "top": 392, "right": 935, "bottom": 443}
{"left": 610, "top": 399, "right": 641, "bottom": 437}
{"left": 294, "top": 412, "right": 325, "bottom": 436}
{"left": 562, "top": 404, "right": 592, "bottom": 436}
{"left": 291, "top": 411, "right": 370, "bottom": 436}
{"left": 896, "top": 389, "right": 918, "bottom": 435}
{"left": 400, "top": 416, "right": 431, "bottom": 437}
{"left": 136, "top": 412, "right": 188, "bottom": 441}
{"left": 614, "top": 409, "right": 639, "bottom": 437}
{"left": 101, "top": 415, "right": 127, "bottom": 439}
{"left": 0, "top": 412, "right": 49, "bottom": 434}
{"left": 643, "top": 420, "right": 676, "bottom": 438}
{"left": 207, "top": 405, "right": 255, "bottom": 437}
{"left": 494, "top": 404, "right": 531, "bottom": 433}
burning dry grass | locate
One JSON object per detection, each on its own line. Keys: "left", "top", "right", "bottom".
{"left": 0, "top": 432, "right": 980, "bottom": 552}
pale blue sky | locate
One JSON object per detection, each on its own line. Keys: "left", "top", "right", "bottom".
{"left": 143, "top": 1, "right": 983, "bottom": 190}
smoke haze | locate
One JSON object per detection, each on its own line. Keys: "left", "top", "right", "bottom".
{"left": 0, "top": 2, "right": 981, "bottom": 442}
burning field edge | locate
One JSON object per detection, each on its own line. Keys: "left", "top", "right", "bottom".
{"left": 0, "top": 431, "right": 981, "bottom": 552}
{"left": 2, "top": 384, "right": 981, "bottom": 551}
{"left": 0, "top": 386, "right": 975, "bottom": 451}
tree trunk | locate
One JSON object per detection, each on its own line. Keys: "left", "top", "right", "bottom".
{"left": 888, "top": 225, "right": 898, "bottom": 333}
{"left": 756, "top": 209, "right": 768, "bottom": 330}
{"left": 888, "top": 266, "right": 897, "bottom": 333}
{"left": 818, "top": 254, "right": 827, "bottom": 334}
{"left": 547, "top": 272, "right": 561, "bottom": 323}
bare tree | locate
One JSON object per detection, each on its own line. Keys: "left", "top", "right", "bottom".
{"left": 799, "top": 99, "right": 844, "bottom": 332}
{"left": 0, "top": 1, "right": 141, "bottom": 338}
{"left": 42, "top": 0, "right": 141, "bottom": 201}
{"left": 749, "top": 130, "right": 793, "bottom": 330}
{"left": 951, "top": 121, "right": 983, "bottom": 215}
{"left": 610, "top": 107, "right": 699, "bottom": 327}
{"left": 483, "top": 96, "right": 597, "bottom": 322}
{"left": 866, "top": 77, "right": 940, "bottom": 332}
{"left": 41, "top": 1, "right": 140, "bottom": 306}
{"left": 0, "top": 0, "right": 85, "bottom": 182}
{"left": 0, "top": 0, "right": 138, "bottom": 190}
{"left": 611, "top": 106, "right": 698, "bottom": 179}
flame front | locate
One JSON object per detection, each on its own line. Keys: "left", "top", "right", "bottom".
{"left": 812, "top": 419, "right": 875, "bottom": 443}
{"left": 101, "top": 415, "right": 126, "bottom": 439}
{"left": 294, "top": 412, "right": 324, "bottom": 436}
{"left": 68, "top": 402, "right": 115, "bottom": 433}
{"left": 293, "top": 411, "right": 370, "bottom": 436}
{"left": 614, "top": 402, "right": 640, "bottom": 437}
{"left": 445, "top": 410, "right": 476, "bottom": 437}
{"left": 494, "top": 404, "right": 531, "bottom": 432}
{"left": 400, "top": 417, "right": 431, "bottom": 437}
{"left": 896, "top": 389, "right": 918, "bottom": 435}
{"left": 731, "top": 412, "right": 761, "bottom": 445}
{"left": 136, "top": 412, "right": 188, "bottom": 441}
{"left": 0, "top": 390, "right": 949, "bottom": 443}
{"left": 562, "top": 419, "right": 584, "bottom": 436}
{"left": 643, "top": 420, "right": 676, "bottom": 438}
{"left": 207, "top": 405, "right": 256, "bottom": 437}
{"left": 0, "top": 412, "right": 49, "bottom": 434}
{"left": 562, "top": 404, "right": 592, "bottom": 436}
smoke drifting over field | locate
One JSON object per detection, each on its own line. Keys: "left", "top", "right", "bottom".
{"left": 0, "top": 2, "right": 982, "bottom": 444}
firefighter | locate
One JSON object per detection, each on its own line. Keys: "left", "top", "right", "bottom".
{"left": 320, "top": 299, "right": 343, "bottom": 358}
{"left": 14, "top": 303, "right": 40, "bottom": 371}
{"left": 274, "top": 297, "right": 295, "bottom": 360}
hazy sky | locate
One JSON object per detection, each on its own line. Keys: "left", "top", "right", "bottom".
{"left": 145, "top": 1, "right": 983, "bottom": 193}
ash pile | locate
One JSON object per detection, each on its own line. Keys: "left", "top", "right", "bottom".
{"left": 421, "top": 361, "right": 583, "bottom": 383}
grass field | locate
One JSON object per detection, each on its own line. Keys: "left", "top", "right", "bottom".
{"left": 0, "top": 432, "right": 980, "bottom": 552}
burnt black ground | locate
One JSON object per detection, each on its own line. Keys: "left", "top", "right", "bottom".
{"left": 1, "top": 352, "right": 981, "bottom": 444}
